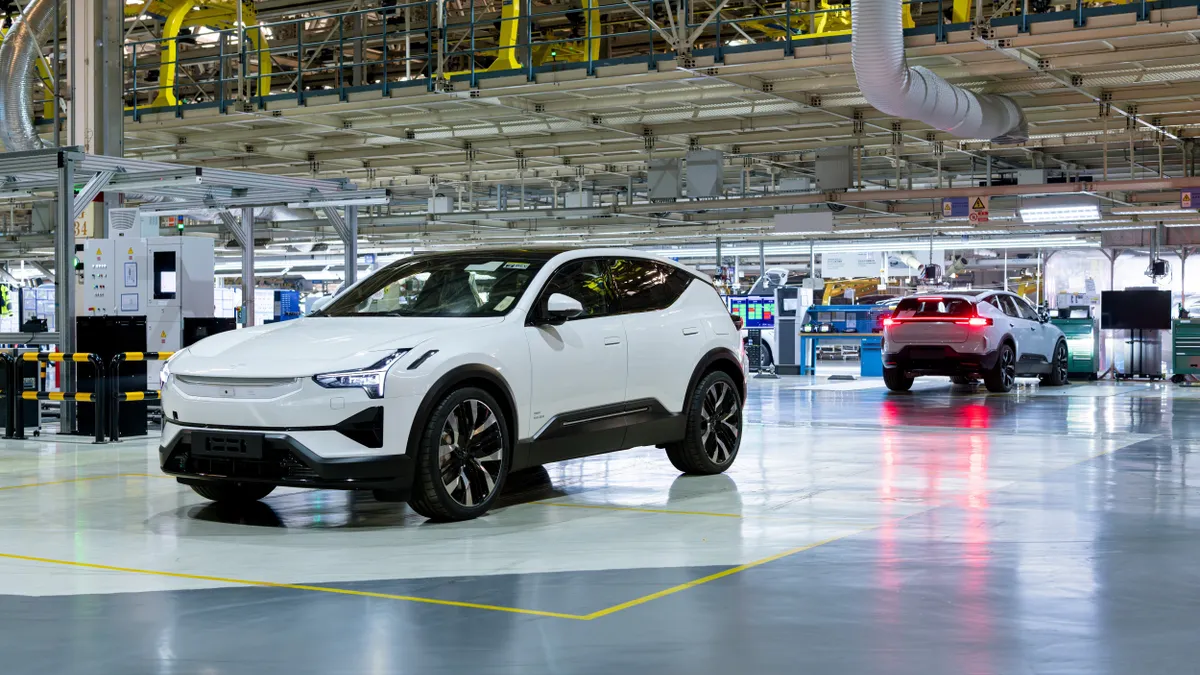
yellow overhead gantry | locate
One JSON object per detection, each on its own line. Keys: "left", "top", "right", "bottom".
{"left": 444, "top": 0, "right": 601, "bottom": 78}
{"left": 125, "top": 0, "right": 271, "bottom": 107}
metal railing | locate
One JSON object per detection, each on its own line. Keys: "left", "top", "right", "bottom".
{"left": 9, "top": 351, "right": 106, "bottom": 443}
{"left": 109, "top": 352, "right": 171, "bottom": 443}
{"left": 107, "top": 0, "right": 1164, "bottom": 120}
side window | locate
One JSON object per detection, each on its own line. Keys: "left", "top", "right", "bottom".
{"left": 995, "top": 295, "right": 1022, "bottom": 319}
{"left": 609, "top": 258, "right": 692, "bottom": 314}
{"left": 538, "top": 259, "right": 612, "bottom": 319}
{"left": 1012, "top": 296, "right": 1040, "bottom": 321}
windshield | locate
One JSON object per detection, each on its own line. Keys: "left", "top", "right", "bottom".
{"left": 317, "top": 255, "right": 548, "bottom": 318}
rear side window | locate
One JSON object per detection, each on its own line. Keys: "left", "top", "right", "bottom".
{"left": 609, "top": 258, "right": 692, "bottom": 314}
{"left": 894, "top": 297, "right": 974, "bottom": 318}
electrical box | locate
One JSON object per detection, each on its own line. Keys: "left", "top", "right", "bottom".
{"left": 685, "top": 149, "right": 724, "bottom": 198}
{"left": 1017, "top": 169, "right": 1048, "bottom": 185}
{"left": 78, "top": 236, "right": 215, "bottom": 383}
{"left": 778, "top": 177, "right": 813, "bottom": 193}
{"left": 565, "top": 190, "right": 594, "bottom": 209}
{"left": 647, "top": 158, "right": 682, "bottom": 200}
{"left": 428, "top": 193, "right": 455, "bottom": 214}
{"left": 815, "top": 147, "right": 852, "bottom": 191}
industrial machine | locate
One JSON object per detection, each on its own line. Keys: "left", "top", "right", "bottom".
{"left": 1050, "top": 306, "right": 1100, "bottom": 380}
{"left": 78, "top": 234, "right": 216, "bottom": 383}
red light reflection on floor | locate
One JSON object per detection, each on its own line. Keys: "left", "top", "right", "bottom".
{"left": 960, "top": 403, "right": 991, "bottom": 429}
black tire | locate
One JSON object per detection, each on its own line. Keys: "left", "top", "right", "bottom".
{"left": 407, "top": 387, "right": 510, "bottom": 521}
{"left": 1041, "top": 340, "right": 1069, "bottom": 386}
{"left": 985, "top": 343, "right": 1017, "bottom": 393}
{"left": 950, "top": 375, "right": 976, "bottom": 386}
{"left": 191, "top": 481, "right": 275, "bottom": 504}
{"left": 883, "top": 367, "right": 914, "bottom": 392}
{"left": 665, "top": 371, "right": 742, "bottom": 475}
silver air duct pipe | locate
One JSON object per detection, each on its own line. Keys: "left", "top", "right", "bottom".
{"left": 0, "top": 0, "right": 65, "bottom": 151}
{"left": 851, "top": 0, "right": 1027, "bottom": 143}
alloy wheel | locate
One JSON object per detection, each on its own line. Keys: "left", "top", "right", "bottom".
{"left": 700, "top": 380, "right": 741, "bottom": 464}
{"left": 437, "top": 399, "right": 504, "bottom": 507}
{"left": 1002, "top": 348, "right": 1016, "bottom": 389}
{"left": 1055, "top": 343, "right": 1068, "bottom": 382}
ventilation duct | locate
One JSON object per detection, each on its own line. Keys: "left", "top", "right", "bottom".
{"left": 0, "top": 0, "right": 65, "bottom": 151}
{"left": 851, "top": 0, "right": 1027, "bottom": 143}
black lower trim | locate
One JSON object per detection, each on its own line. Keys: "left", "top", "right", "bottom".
{"left": 884, "top": 345, "right": 1003, "bottom": 377}
{"left": 514, "top": 398, "right": 685, "bottom": 469}
{"left": 160, "top": 429, "right": 414, "bottom": 494}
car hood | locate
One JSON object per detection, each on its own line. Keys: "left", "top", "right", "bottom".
{"left": 171, "top": 316, "right": 503, "bottom": 378}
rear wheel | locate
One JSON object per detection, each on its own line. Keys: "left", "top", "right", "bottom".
{"left": 1041, "top": 340, "right": 1069, "bottom": 386}
{"left": 408, "top": 388, "right": 510, "bottom": 522}
{"left": 985, "top": 344, "right": 1017, "bottom": 393}
{"left": 191, "top": 481, "right": 275, "bottom": 504}
{"left": 666, "top": 371, "right": 742, "bottom": 475}
{"left": 883, "top": 367, "right": 914, "bottom": 392}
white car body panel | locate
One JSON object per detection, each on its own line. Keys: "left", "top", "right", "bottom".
{"left": 161, "top": 248, "right": 743, "bottom": 474}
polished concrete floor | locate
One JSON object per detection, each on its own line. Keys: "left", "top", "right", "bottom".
{"left": 1, "top": 377, "right": 1198, "bottom": 674}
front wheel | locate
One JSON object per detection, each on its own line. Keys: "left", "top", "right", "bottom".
{"left": 883, "top": 367, "right": 914, "bottom": 392}
{"left": 408, "top": 387, "right": 510, "bottom": 521}
{"left": 985, "top": 344, "right": 1017, "bottom": 393}
{"left": 1041, "top": 341, "right": 1069, "bottom": 386}
{"left": 191, "top": 481, "right": 275, "bottom": 504}
{"left": 666, "top": 371, "right": 742, "bottom": 475}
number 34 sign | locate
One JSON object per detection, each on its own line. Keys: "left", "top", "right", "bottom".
{"left": 73, "top": 203, "right": 95, "bottom": 238}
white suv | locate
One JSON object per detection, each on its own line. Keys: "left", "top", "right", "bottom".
{"left": 159, "top": 249, "right": 745, "bottom": 521}
{"left": 882, "top": 291, "right": 1068, "bottom": 393}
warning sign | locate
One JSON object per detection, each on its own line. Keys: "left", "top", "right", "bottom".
{"left": 1183, "top": 189, "right": 1197, "bottom": 210}
{"left": 969, "top": 195, "right": 989, "bottom": 224}
{"left": 128, "top": 247, "right": 134, "bottom": 255}
{"left": 160, "top": 331, "right": 167, "bottom": 338}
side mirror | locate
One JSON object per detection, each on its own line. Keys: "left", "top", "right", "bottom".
{"left": 542, "top": 293, "right": 584, "bottom": 325}
{"left": 731, "top": 313, "right": 744, "bottom": 331}
{"left": 309, "top": 295, "right": 334, "bottom": 315}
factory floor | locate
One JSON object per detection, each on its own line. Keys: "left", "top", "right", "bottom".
{"left": 2, "top": 377, "right": 1198, "bottom": 674}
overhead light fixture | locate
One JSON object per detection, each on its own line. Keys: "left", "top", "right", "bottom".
{"left": 287, "top": 196, "right": 391, "bottom": 209}
{"left": 110, "top": 174, "right": 202, "bottom": 192}
{"left": 1111, "top": 207, "right": 1198, "bottom": 215}
{"left": 0, "top": 190, "right": 34, "bottom": 200}
{"left": 1019, "top": 195, "right": 1101, "bottom": 223}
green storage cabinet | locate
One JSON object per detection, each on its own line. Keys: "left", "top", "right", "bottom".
{"left": 1171, "top": 318, "right": 1200, "bottom": 377}
{"left": 1051, "top": 308, "right": 1100, "bottom": 379}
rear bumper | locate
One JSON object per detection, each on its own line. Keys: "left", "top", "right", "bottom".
{"left": 884, "top": 346, "right": 1001, "bottom": 376}
{"left": 160, "top": 427, "right": 414, "bottom": 495}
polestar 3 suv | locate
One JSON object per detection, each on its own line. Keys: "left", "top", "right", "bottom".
{"left": 160, "top": 248, "right": 745, "bottom": 521}
{"left": 882, "top": 290, "right": 1068, "bottom": 393}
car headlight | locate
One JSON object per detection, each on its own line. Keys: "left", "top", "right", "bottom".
{"left": 159, "top": 352, "right": 182, "bottom": 390}
{"left": 313, "top": 349, "right": 410, "bottom": 399}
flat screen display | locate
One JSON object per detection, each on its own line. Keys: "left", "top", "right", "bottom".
{"left": 1100, "top": 290, "right": 1171, "bottom": 330}
{"left": 727, "top": 296, "right": 775, "bottom": 329}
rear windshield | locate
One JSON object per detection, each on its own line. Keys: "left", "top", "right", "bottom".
{"left": 894, "top": 297, "right": 974, "bottom": 317}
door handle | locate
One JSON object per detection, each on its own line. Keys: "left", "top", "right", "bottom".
{"left": 604, "top": 336, "right": 622, "bottom": 346}
{"left": 682, "top": 327, "right": 700, "bottom": 336}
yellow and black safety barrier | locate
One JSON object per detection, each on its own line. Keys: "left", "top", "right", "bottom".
{"left": 109, "top": 352, "right": 173, "bottom": 442}
{"left": 9, "top": 351, "right": 106, "bottom": 443}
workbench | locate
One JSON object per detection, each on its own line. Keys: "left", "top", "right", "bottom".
{"left": 798, "top": 333, "right": 884, "bottom": 377}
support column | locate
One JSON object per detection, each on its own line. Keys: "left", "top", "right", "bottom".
{"left": 758, "top": 240, "right": 766, "bottom": 283}
{"left": 343, "top": 205, "right": 359, "bottom": 287}
{"left": 56, "top": 152, "right": 77, "bottom": 431}
{"left": 69, "top": 0, "right": 124, "bottom": 238}
{"left": 241, "top": 207, "right": 255, "bottom": 327}
{"left": 715, "top": 236, "right": 722, "bottom": 281}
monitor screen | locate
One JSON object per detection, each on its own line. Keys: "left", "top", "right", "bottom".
{"left": 727, "top": 296, "right": 774, "bottom": 329}
{"left": 1100, "top": 290, "right": 1171, "bottom": 330}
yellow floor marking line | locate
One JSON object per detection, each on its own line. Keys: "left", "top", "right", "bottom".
{"left": 0, "top": 473, "right": 172, "bottom": 492}
{"left": 0, "top": 552, "right": 588, "bottom": 620}
{"left": 581, "top": 530, "right": 871, "bottom": 620}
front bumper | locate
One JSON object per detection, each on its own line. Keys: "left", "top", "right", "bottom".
{"left": 160, "top": 426, "right": 415, "bottom": 494}
{"left": 884, "top": 346, "right": 1001, "bottom": 377}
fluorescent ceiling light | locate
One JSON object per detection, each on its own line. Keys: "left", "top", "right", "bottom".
{"left": 288, "top": 197, "right": 391, "bottom": 208}
{"left": 111, "top": 175, "right": 202, "bottom": 192}
{"left": 1019, "top": 195, "right": 1101, "bottom": 224}
{"left": 1111, "top": 208, "right": 1198, "bottom": 215}
{"left": 0, "top": 191, "right": 33, "bottom": 200}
